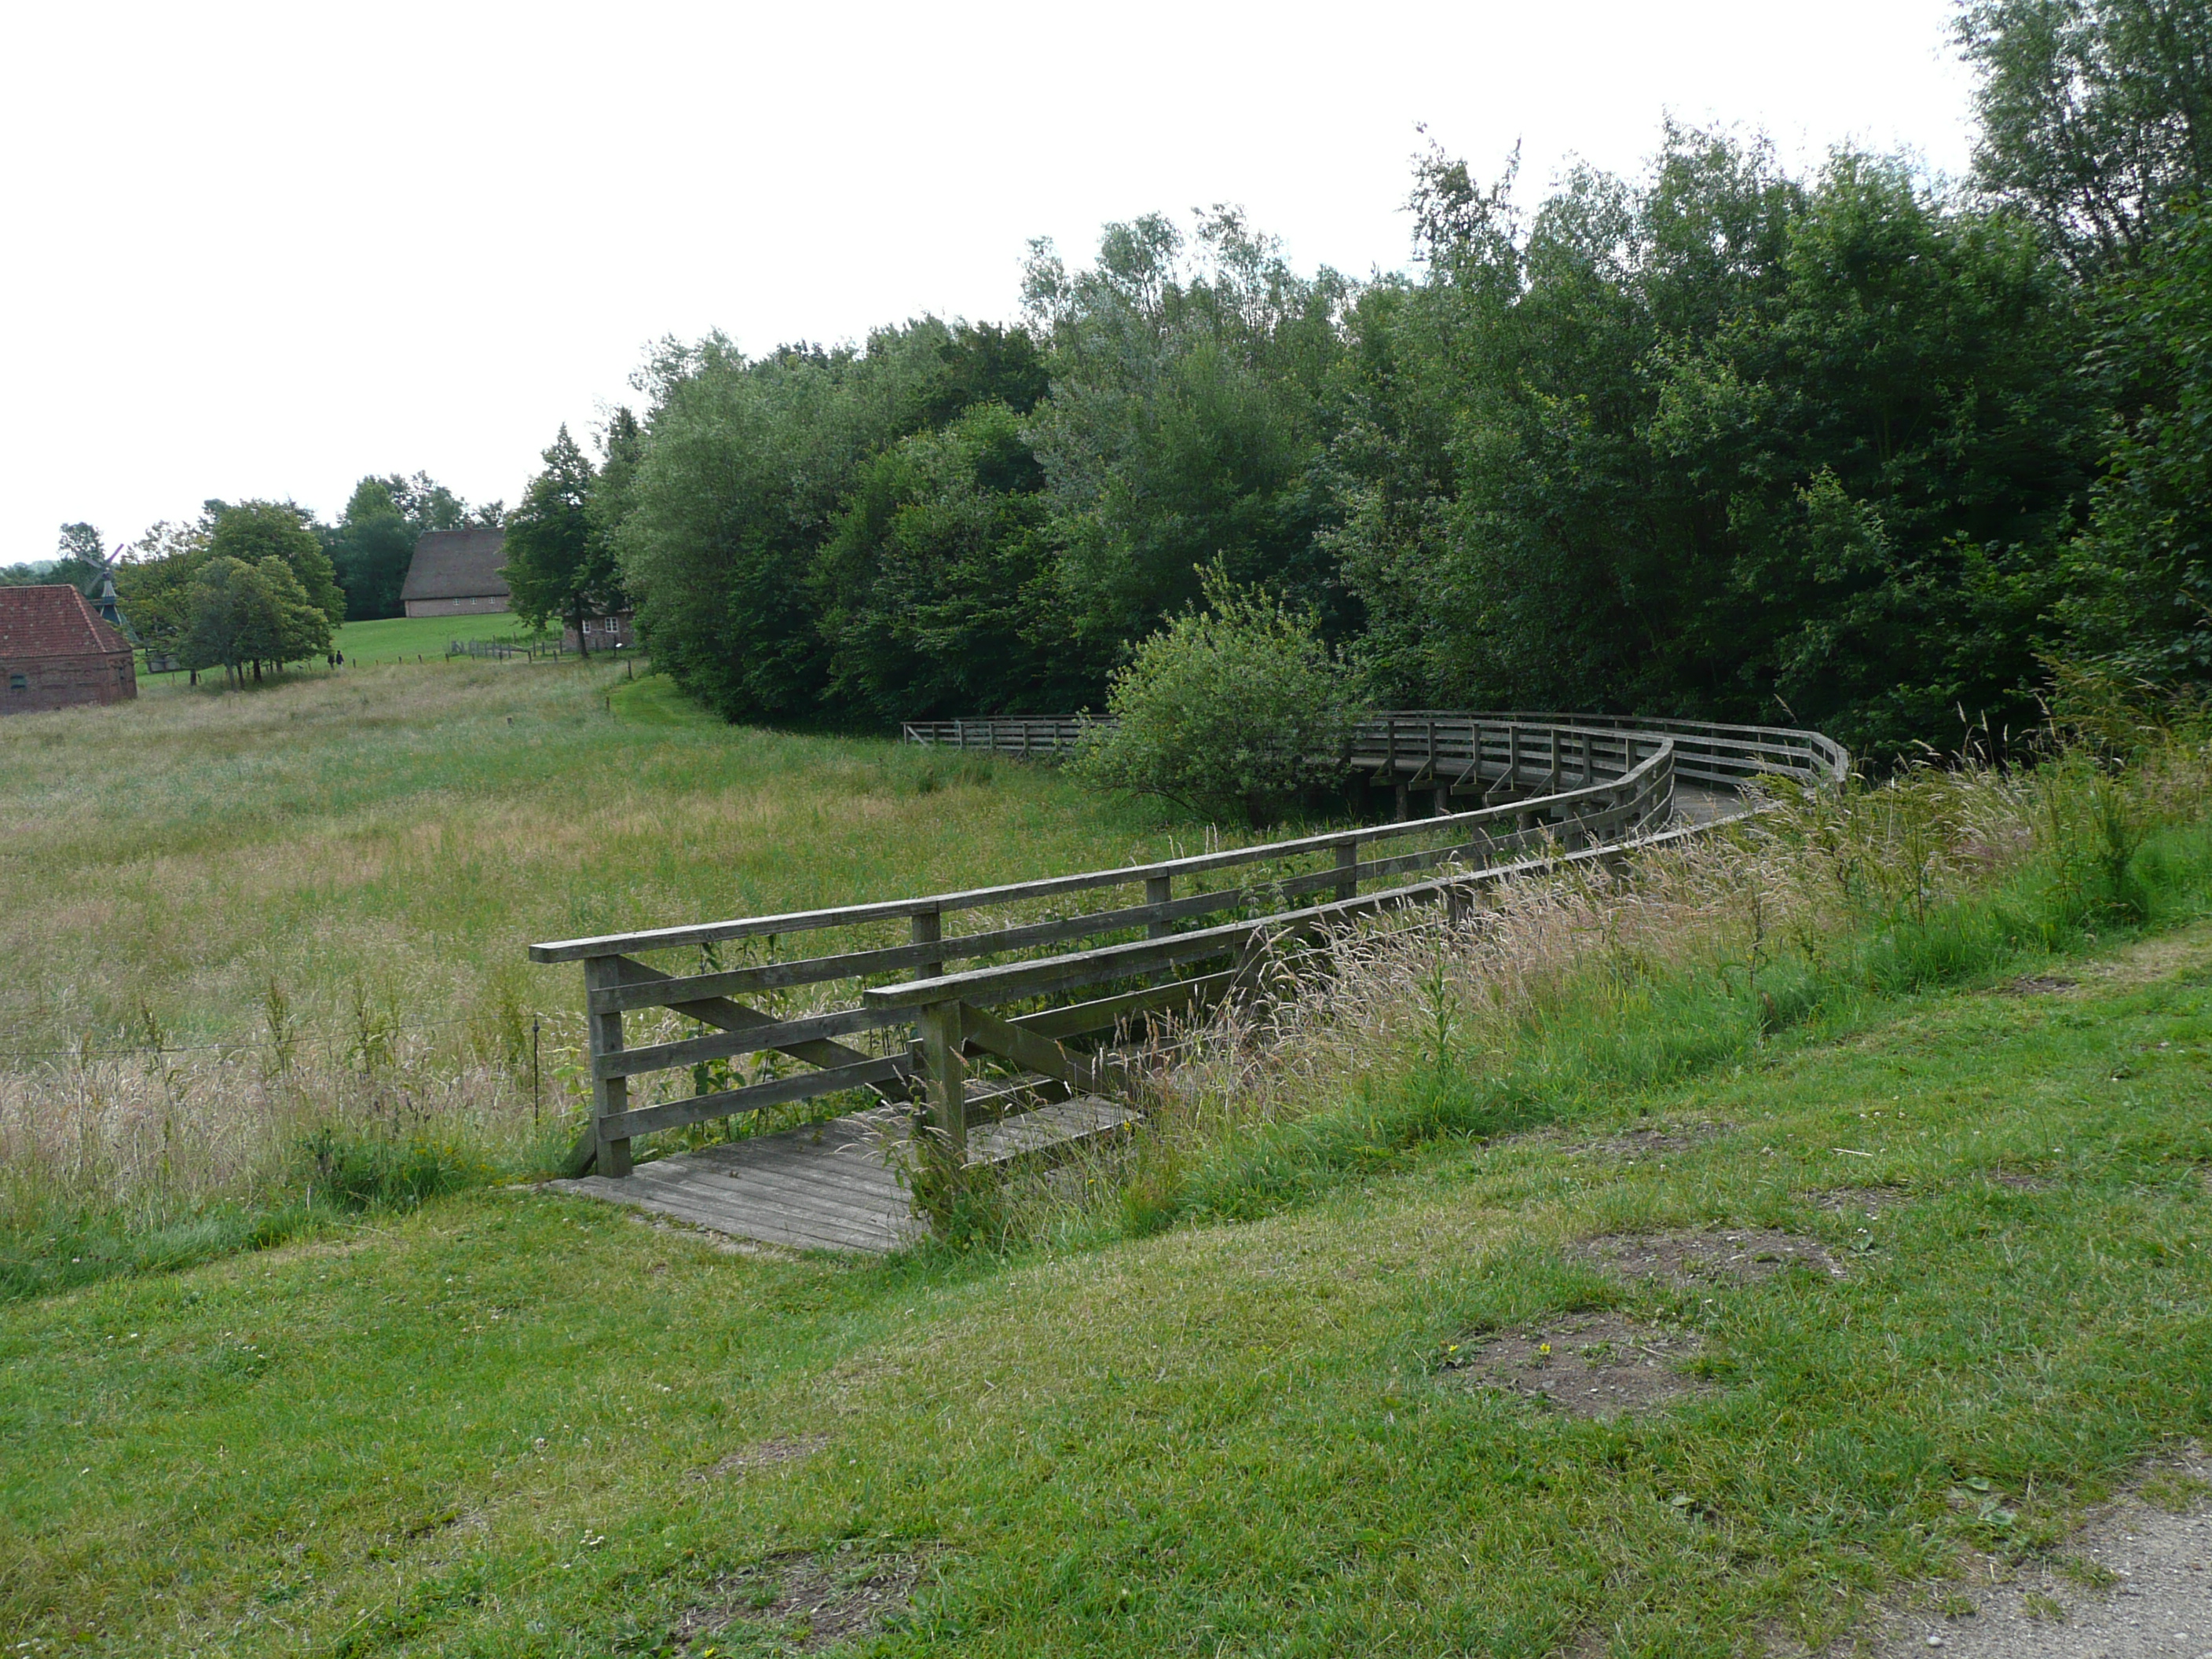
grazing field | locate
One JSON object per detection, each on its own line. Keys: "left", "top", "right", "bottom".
{"left": 2, "top": 920, "right": 2207, "bottom": 1656}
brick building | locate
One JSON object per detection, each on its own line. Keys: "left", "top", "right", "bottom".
{"left": 400, "top": 528, "right": 511, "bottom": 617}
{"left": 562, "top": 612, "right": 636, "bottom": 651}
{"left": 0, "top": 585, "right": 137, "bottom": 714}
{"left": 0, "top": 584, "right": 137, "bottom": 716}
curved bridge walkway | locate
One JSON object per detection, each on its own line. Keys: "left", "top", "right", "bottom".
{"left": 537, "top": 713, "right": 1846, "bottom": 1252}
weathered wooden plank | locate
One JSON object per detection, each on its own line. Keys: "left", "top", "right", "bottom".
{"left": 583, "top": 955, "right": 632, "bottom": 1179}
{"left": 597, "top": 1053, "right": 914, "bottom": 1141}
{"left": 958, "top": 1002, "right": 1104, "bottom": 1096}
{"left": 585, "top": 877, "right": 1360, "bottom": 1013}
{"left": 591, "top": 1005, "right": 907, "bottom": 1081}
{"left": 1011, "top": 971, "right": 1235, "bottom": 1040}
{"left": 607, "top": 957, "right": 913, "bottom": 1102}
{"left": 550, "top": 1170, "right": 902, "bottom": 1250}
{"left": 867, "top": 807, "right": 1697, "bottom": 1015}
{"left": 917, "top": 1000, "right": 967, "bottom": 1163}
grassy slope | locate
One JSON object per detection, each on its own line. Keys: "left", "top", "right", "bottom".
{"left": 3, "top": 927, "right": 2207, "bottom": 1655}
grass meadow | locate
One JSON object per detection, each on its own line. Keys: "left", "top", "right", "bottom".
{"left": 4, "top": 649, "right": 2210, "bottom": 1654}
{"left": 0, "top": 651, "right": 1199, "bottom": 1289}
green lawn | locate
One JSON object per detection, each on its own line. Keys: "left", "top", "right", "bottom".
{"left": 2, "top": 922, "right": 2206, "bottom": 1654}
{"left": 333, "top": 612, "right": 537, "bottom": 664}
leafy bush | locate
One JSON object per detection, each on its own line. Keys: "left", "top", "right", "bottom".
{"left": 1071, "top": 566, "right": 1365, "bottom": 825}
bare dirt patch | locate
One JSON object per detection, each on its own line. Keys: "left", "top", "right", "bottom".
{"left": 1866, "top": 1446, "right": 2212, "bottom": 1659}
{"left": 675, "top": 1545, "right": 932, "bottom": 1654}
{"left": 1441, "top": 1310, "right": 1711, "bottom": 1419}
{"left": 1569, "top": 1228, "right": 1843, "bottom": 1291}
{"left": 1985, "top": 1169, "right": 2057, "bottom": 1192}
{"left": 1815, "top": 1185, "right": 1910, "bottom": 1220}
{"left": 1566, "top": 1124, "right": 1726, "bottom": 1164}
{"left": 696, "top": 1434, "right": 830, "bottom": 1480}
{"left": 2078, "top": 922, "right": 2212, "bottom": 993}
{"left": 1997, "top": 974, "right": 2079, "bottom": 997}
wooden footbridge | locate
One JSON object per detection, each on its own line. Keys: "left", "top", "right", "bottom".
{"left": 533, "top": 713, "right": 1848, "bottom": 1251}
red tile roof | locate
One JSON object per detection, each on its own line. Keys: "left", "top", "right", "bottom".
{"left": 0, "top": 585, "right": 130, "bottom": 658}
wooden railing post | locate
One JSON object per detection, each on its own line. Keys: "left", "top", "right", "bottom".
{"left": 582, "top": 954, "right": 632, "bottom": 1178}
{"left": 1446, "top": 881, "right": 1471, "bottom": 928}
{"left": 1146, "top": 874, "right": 1173, "bottom": 939}
{"left": 1335, "top": 837, "right": 1358, "bottom": 902}
{"left": 916, "top": 998, "right": 968, "bottom": 1163}
{"left": 911, "top": 906, "right": 943, "bottom": 980}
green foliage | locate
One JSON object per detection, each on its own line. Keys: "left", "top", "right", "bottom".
{"left": 1958, "top": 0, "right": 2212, "bottom": 269}
{"left": 179, "top": 556, "right": 332, "bottom": 680}
{"left": 501, "top": 424, "right": 624, "bottom": 649}
{"left": 299, "top": 1125, "right": 488, "bottom": 1212}
{"left": 321, "top": 472, "right": 477, "bottom": 621}
{"left": 206, "top": 500, "right": 346, "bottom": 627}
{"left": 816, "top": 401, "right": 1090, "bottom": 721}
{"left": 1024, "top": 211, "right": 1353, "bottom": 648}
{"left": 2057, "top": 203, "right": 2212, "bottom": 678}
{"left": 1072, "top": 566, "right": 1365, "bottom": 824}
{"left": 616, "top": 324, "right": 1021, "bottom": 722}
{"left": 113, "top": 518, "right": 215, "bottom": 659}
{"left": 1331, "top": 131, "right": 2093, "bottom": 757}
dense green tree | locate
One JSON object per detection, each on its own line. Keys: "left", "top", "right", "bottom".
{"left": 323, "top": 482, "right": 414, "bottom": 621}
{"left": 1328, "top": 130, "right": 2093, "bottom": 755}
{"left": 2056, "top": 202, "right": 2212, "bottom": 676}
{"left": 179, "top": 556, "right": 331, "bottom": 683}
{"left": 815, "top": 401, "right": 1091, "bottom": 721}
{"left": 112, "top": 519, "right": 215, "bottom": 661}
{"left": 1959, "top": 0, "right": 2212, "bottom": 269}
{"left": 206, "top": 501, "right": 345, "bottom": 627}
{"left": 617, "top": 322, "right": 1007, "bottom": 720}
{"left": 321, "top": 473, "right": 478, "bottom": 620}
{"left": 1024, "top": 211, "right": 1353, "bottom": 654}
{"left": 502, "top": 426, "right": 623, "bottom": 652}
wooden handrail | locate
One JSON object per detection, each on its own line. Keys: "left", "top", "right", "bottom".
{"left": 530, "top": 723, "right": 1683, "bottom": 962}
{"left": 527, "top": 712, "right": 1840, "bottom": 1182}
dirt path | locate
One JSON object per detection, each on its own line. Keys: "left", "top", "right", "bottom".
{"left": 1871, "top": 1450, "right": 2211, "bottom": 1658}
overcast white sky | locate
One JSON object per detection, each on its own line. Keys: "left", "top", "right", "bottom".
{"left": 0, "top": 0, "right": 1979, "bottom": 565}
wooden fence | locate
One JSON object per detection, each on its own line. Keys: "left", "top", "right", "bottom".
{"left": 900, "top": 711, "right": 1850, "bottom": 794}
{"left": 448, "top": 637, "right": 572, "bottom": 662}
{"left": 533, "top": 716, "right": 1807, "bottom": 1181}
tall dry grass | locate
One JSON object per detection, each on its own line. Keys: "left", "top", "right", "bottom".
{"left": 981, "top": 719, "right": 2212, "bottom": 1244}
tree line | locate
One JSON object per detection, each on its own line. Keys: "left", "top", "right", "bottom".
{"left": 512, "top": 0, "right": 2196, "bottom": 758}
{"left": 30, "top": 1, "right": 2208, "bottom": 748}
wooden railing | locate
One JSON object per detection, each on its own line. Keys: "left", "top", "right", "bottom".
{"left": 903, "top": 710, "right": 1849, "bottom": 794}
{"left": 530, "top": 720, "right": 1707, "bottom": 1179}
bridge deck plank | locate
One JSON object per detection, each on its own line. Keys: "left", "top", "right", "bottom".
{"left": 545, "top": 1097, "right": 1137, "bottom": 1252}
